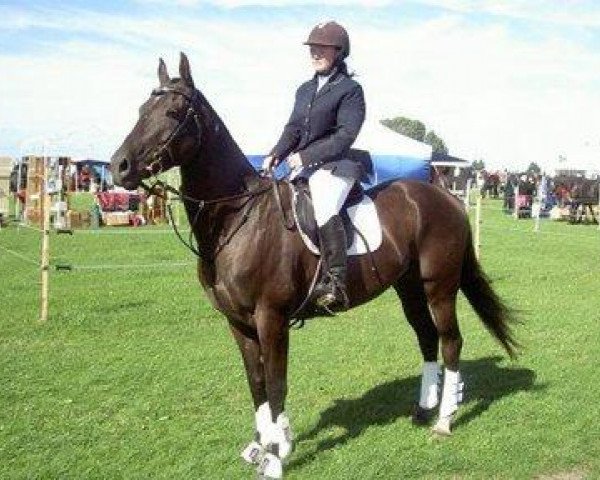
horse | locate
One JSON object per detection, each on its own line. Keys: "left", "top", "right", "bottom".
{"left": 110, "top": 53, "right": 518, "bottom": 479}
{"left": 569, "top": 178, "right": 599, "bottom": 224}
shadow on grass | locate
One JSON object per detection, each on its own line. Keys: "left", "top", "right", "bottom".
{"left": 288, "top": 356, "right": 544, "bottom": 470}
{"left": 100, "top": 301, "right": 148, "bottom": 314}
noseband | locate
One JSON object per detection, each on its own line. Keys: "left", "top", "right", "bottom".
{"left": 146, "top": 86, "right": 203, "bottom": 176}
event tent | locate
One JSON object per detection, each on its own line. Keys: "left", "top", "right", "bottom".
{"left": 71, "top": 158, "right": 112, "bottom": 190}
{"left": 549, "top": 142, "right": 600, "bottom": 178}
{"left": 246, "top": 120, "right": 432, "bottom": 186}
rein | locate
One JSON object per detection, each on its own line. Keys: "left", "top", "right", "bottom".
{"left": 140, "top": 175, "right": 297, "bottom": 262}
{"left": 140, "top": 178, "right": 271, "bottom": 260}
{"left": 272, "top": 176, "right": 295, "bottom": 230}
{"left": 140, "top": 85, "right": 295, "bottom": 254}
{"left": 135, "top": 84, "right": 315, "bottom": 323}
{"left": 143, "top": 175, "right": 318, "bottom": 325}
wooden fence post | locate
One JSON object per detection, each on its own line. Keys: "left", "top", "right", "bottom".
{"left": 534, "top": 175, "right": 544, "bottom": 233}
{"left": 39, "top": 156, "right": 51, "bottom": 323}
{"left": 15, "top": 159, "right": 24, "bottom": 222}
{"left": 464, "top": 178, "right": 472, "bottom": 211}
{"left": 513, "top": 182, "right": 519, "bottom": 219}
{"left": 475, "top": 194, "right": 482, "bottom": 260}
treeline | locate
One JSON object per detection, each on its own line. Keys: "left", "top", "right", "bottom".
{"left": 381, "top": 116, "right": 448, "bottom": 154}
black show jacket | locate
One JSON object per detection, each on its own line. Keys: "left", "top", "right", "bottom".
{"left": 270, "top": 70, "right": 366, "bottom": 174}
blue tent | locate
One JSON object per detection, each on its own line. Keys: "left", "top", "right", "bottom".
{"left": 246, "top": 121, "right": 432, "bottom": 187}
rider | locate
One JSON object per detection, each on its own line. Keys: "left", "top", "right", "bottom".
{"left": 263, "top": 21, "right": 366, "bottom": 310}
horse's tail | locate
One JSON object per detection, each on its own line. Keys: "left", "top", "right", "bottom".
{"left": 460, "top": 232, "right": 520, "bottom": 359}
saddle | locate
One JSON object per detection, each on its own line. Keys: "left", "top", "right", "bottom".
{"left": 291, "top": 180, "right": 383, "bottom": 256}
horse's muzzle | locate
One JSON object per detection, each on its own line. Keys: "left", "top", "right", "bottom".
{"left": 110, "top": 152, "right": 140, "bottom": 190}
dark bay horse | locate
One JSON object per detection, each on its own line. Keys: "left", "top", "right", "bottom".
{"left": 569, "top": 178, "right": 599, "bottom": 224}
{"left": 110, "top": 53, "right": 518, "bottom": 479}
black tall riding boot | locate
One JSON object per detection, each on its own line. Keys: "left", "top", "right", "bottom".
{"left": 313, "top": 215, "right": 350, "bottom": 311}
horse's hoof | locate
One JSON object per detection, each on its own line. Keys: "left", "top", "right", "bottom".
{"left": 431, "top": 417, "right": 452, "bottom": 437}
{"left": 241, "top": 440, "right": 264, "bottom": 466}
{"left": 278, "top": 424, "right": 294, "bottom": 461}
{"left": 412, "top": 404, "right": 435, "bottom": 426}
{"left": 256, "top": 452, "right": 282, "bottom": 479}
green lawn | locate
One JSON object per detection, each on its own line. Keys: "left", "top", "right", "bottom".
{"left": 0, "top": 198, "right": 599, "bottom": 479}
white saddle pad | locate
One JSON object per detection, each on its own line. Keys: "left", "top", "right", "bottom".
{"left": 298, "top": 194, "right": 383, "bottom": 256}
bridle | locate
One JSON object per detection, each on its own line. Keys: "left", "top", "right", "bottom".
{"left": 145, "top": 86, "right": 204, "bottom": 177}
{"left": 138, "top": 85, "right": 298, "bottom": 279}
{"left": 136, "top": 85, "right": 323, "bottom": 324}
{"left": 137, "top": 85, "right": 270, "bottom": 256}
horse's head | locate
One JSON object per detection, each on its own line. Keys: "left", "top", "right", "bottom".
{"left": 111, "top": 52, "right": 204, "bottom": 190}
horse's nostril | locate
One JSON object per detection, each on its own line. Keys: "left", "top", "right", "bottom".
{"left": 119, "top": 158, "right": 130, "bottom": 174}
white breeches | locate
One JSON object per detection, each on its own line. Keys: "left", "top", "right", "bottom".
{"left": 308, "top": 168, "right": 355, "bottom": 227}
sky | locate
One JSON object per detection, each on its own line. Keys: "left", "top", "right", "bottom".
{"left": 1, "top": 0, "right": 599, "bottom": 172}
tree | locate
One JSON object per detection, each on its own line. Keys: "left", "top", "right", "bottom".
{"left": 526, "top": 162, "right": 541, "bottom": 175}
{"left": 381, "top": 117, "right": 426, "bottom": 142}
{"left": 472, "top": 159, "right": 485, "bottom": 171}
{"left": 424, "top": 130, "right": 448, "bottom": 155}
{"left": 381, "top": 116, "right": 449, "bottom": 154}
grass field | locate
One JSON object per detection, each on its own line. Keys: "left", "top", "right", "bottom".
{"left": 1, "top": 198, "right": 599, "bottom": 479}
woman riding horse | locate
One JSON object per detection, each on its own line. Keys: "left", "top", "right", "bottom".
{"left": 110, "top": 47, "right": 518, "bottom": 479}
{"left": 264, "top": 21, "right": 365, "bottom": 311}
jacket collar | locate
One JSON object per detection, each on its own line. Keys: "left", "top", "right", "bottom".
{"left": 312, "top": 68, "right": 346, "bottom": 99}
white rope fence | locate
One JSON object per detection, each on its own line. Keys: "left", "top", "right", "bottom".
{"left": 0, "top": 155, "right": 193, "bottom": 323}
{"left": 1, "top": 237, "right": 194, "bottom": 271}
{"left": 0, "top": 243, "right": 41, "bottom": 266}
{"left": 468, "top": 188, "right": 599, "bottom": 261}
{"left": 478, "top": 223, "right": 600, "bottom": 242}
{"left": 15, "top": 223, "right": 45, "bottom": 233}
{"left": 75, "top": 228, "right": 189, "bottom": 235}
{"left": 473, "top": 202, "right": 599, "bottom": 216}
{"left": 3, "top": 168, "right": 597, "bottom": 323}
{"left": 64, "top": 261, "right": 195, "bottom": 271}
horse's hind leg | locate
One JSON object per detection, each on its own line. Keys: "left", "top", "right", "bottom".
{"left": 424, "top": 286, "right": 464, "bottom": 436}
{"left": 395, "top": 274, "right": 440, "bottom": 425}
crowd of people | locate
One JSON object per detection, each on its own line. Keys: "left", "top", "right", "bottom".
{"left": 470, "top": 169, "right": 599, "bottom": 222}
{"left": 433, "top": 166, "right": 598, "bottom": 222}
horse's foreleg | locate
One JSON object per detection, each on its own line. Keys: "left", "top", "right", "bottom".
{"left": 228, "top": 320, "right": 270, "bottom": 466}
{"left": 254, "top": 308, "right": 292, "bottom": 479}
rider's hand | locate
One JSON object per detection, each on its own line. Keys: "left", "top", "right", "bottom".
{"left": 287, "top": 153, "right": 302, "bottom": 170}
{"left": 262, "top": 155, "right": 278, "bottom": 171}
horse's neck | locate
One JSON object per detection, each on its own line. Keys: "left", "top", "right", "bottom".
{"left": 180, "top": 100, "right": 259, "bottom": 261}
{"left": 181, "top": 102, "right": 256, "bottom": 200}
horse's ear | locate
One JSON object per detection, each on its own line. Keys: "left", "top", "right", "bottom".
{"left": 158, "top": 58, "right": 170, "bottom": 86}
{"left": 179, "top": 52, "right": 194, "bottom": 88}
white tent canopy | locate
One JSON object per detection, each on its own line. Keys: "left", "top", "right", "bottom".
{"left": 550, "top": 142, "right": 600, "bottom": 177}
{"left": 354, "top": 119, "right": 432, "bottom": 159}
{"left": 240, "top": 116, "right": 432, "bottom": 160}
